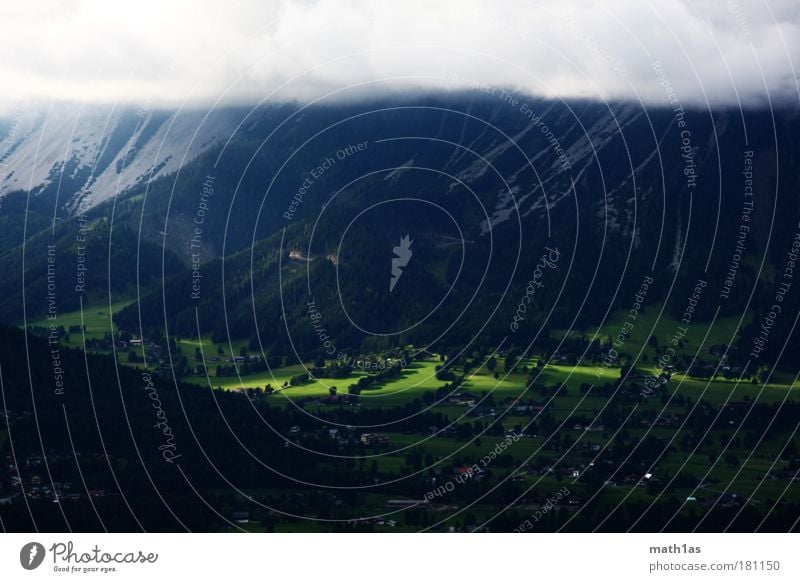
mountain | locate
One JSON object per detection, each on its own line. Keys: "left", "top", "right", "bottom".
{"left": 3, "top": 96, "right": 800, "bottom": 366}
{"left": 2, "top": 96, "right": 800, "bottom": 534}
{"left": 106, "top": 97, "right": 800, "bottom": 367}
{"left": 0, "top": 104, "right": 246, "bottom": 210}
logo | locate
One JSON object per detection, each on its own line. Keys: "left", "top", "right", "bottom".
{"left": 389, "top": 235, "right": 413, "bottom": 293}
{"left": 20, "top": 542, "right": 46, "bottom": 570}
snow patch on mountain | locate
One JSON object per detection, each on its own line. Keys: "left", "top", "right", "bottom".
{"left": 0, "top": 106, "right": 239, "bottom": 210}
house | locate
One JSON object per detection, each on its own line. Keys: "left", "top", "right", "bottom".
{"left": 360, "top": 433, "right": 389, "bottom": 446}
{"left": 447, "top": 392, "right": 476, "bottom": 406}
{"left": 386, "top": 498, "right": 428, "bottom": 507}
{"left": 717, "top": 493, "right": 743, "bottom": 507}
{"left": 467, "top": 406, "right": 495, "bottom": 418}
{"left": 231, "top": 511, "right": 250, "bottom": 524}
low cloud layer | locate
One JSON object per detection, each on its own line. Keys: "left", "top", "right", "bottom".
{"left": 0, "top": 0, "right": 798, "bottom": 112}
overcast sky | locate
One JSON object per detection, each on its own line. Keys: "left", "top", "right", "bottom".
{"left": 0, "top": 0, "right": 798, "bottom": 113}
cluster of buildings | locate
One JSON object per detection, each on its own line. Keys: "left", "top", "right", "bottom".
{"left": 3, "top": 453, "right": 111, "bottom": 503}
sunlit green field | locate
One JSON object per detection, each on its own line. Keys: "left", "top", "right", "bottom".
{"left": 28, "top": 298, "right": 132, "bottom": 348}
{"left": 183, "top": 363, "right": 324, "bottom": 391}
{"left": 186, "top": 360, "right": 447, "bottom": 408}
{"left": 535, "top": 363, "right": 799, "bottom": 405}
{"left": 556, "top": 309, "right": 751, "bottom": 362}
{"left": 180, "top": 349, "right": 799, "bottom": 408}
{"left": 175, "top": 335, "right": 251, "bottom": 359}
{"left": 26, "top": 301, "right": 800, "bottom": 408}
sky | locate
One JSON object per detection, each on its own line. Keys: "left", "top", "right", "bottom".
{"left": 0, "top": 0, "right": 798, "bottom": 113}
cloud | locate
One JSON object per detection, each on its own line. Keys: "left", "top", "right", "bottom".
{"left": 0, "top": 0, "right": 797, "bottom": 112}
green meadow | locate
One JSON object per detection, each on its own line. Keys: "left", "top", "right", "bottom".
{"left": 556, "top": 309, "right": 751, "bottom": 362}
{"left": 29, "top": 298, "right": 132, "bottom": 349}
{"left": 23, "top": 302, "right": 800, "bottom": 408}
{"left": 175, "top": 335, "right": 251, "bottom": 358}
{"left": 181, "top": 348, "right": 798, "bottom": 409}
{"left": 184, "top": 360, "right": 447, "bottom": 408}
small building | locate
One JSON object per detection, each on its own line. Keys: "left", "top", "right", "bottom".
{"left": 467, "top": 406, "right": 495, "bottom": 418}
{"left": 386, "top": 498, "right": 428, "bottom": 507}
{"left": 360, "top": 433, "right": 389, "bottom": 446}
{"left": 447, "top": 392, "right": 476, "bottom": 406}
{"left": 231, "top": 511, "right": 250, "bottom": 524}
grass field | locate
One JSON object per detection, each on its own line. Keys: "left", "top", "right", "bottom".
{"left": 286, "top": 361, "right": 445, "bottom": 406}
{"left": 180, "top": 347, "right": 800, "bottom": 408}
{"left": 185, "top": 360, "right": 448, "bottom": 408}
{"left": 534, "top": 363, "right": 799, "bottom": 405}
{"left": 183, "top": 363, "right": 322, "bottom": 391}
{"left": 27, "top": 300, "right": 798, "bottom": 408}
{"left": 175, "top": 335, "right": 251, "bottom": 360}
{"left": 556, "top": 308, "right": 751, "bottom": 363}
{"left": 29, "top": 298, "right": 132, "bottom": 349}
